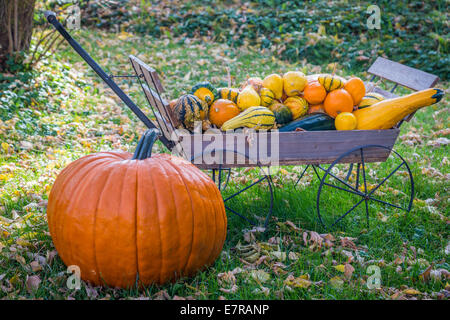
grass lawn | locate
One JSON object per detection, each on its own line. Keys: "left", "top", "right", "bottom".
{"left": 0, "top": 28, "right": 448, "bottom": 300}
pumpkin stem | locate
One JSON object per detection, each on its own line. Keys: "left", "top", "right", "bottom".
{"left": 132, "top": 128, "right": 160, "bottom": 160}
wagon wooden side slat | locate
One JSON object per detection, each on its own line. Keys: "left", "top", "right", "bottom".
{"left": 182, "top": 129, "right": 399, "bottom": 169}
{"left": 368, "top": 57, "right": 439, "bottom": 91}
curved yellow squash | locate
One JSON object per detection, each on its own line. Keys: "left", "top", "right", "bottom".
{"left": 221, "top": 106, "right": 275, "bottom": 131}
{"left": 353, "top": 88, "right": 444, "bottom": 130}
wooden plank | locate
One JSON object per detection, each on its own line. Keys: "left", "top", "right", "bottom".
{"left": 129, "top": 55, "right": 180, "bottom": 143}
{"left": 179, "top": 129, "right": 400, "bottom": 169}
{"left": 129, "top": 55, "right": 164, "bottom": 92}
{"left": 141, "top": 85, "right": 179, "bottom": 141}
{"left": 368, "top": 57, "right": 439, "bottom": 91}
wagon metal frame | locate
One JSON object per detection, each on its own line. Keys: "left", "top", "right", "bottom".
{"left": 46, "top": 12, "right": 440, "bottom": 230}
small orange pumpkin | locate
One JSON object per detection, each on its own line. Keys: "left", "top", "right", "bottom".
{"left": 303, "top": 81, "right": 327, "bottom": 104}
{"left": 323, "top": 89, "right": 354, "bottom": 118}
{"left": 209, "top": 99, "right": 240, "bottom": 128}
{"left": 344, "top": 77, "right": 366, "bottom": 105}
{"left": 308, "top": 103, "right": 326, "bottom": 114}
{"left": 47, "top": 129, "right": 227, "bottom": 288}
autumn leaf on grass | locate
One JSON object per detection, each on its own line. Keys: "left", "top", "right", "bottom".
{"left": 153, "top": 289, "right": 170, "bottom": 300}
{"left": 403, "top": 288, "right": 422, "bottom": 296}
{"left": 288, "top": 251, "right": 299, "bottom": 261}
{"left": 269, "top": 251, "right": 286, "bottom": 262}
{"left": 334, "top": 264, "right": 346, "bottom": 272}
{"left": 334, "top": 263, "right": 355, "bottom": 279}
{"left": 217, "top": 271, "right": 236, "bottom": 287}
{"left": 340, "top": 237, "right": 357, "bottom": 250}
{"left": 220, "top": 285, "right": 238, "bottom": 294}
{"left": 250, "top": 270, "right": 271, "bottom": 283}
{"left": 418, "top": 264, "right": 434, "bottom": 282}
{"left": 252, "top": 286, "right": 270, "bottom": 296}
{"left": 303, "top": 231, "right": 323, "bottom": 250}
{"left": 284, "top": 274, "right": 311, "bottom": 289}
{"left": 1, "top": 142, "right": 9, "bottom": 153}
{"left": 26, "top": 275, "right": 41, "bottom": 293}
{"left": 329, "top": 276, "right": 344, "bottom": 290}
{"left": 30, "top": 260, "right": 43, "bottom": 272}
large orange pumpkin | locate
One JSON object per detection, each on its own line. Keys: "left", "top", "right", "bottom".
{"left": 323, "top": 89, "right": 354, "bottom": 118}
{"left": 344, "top": 77, "right": 366, "bottom": 105}
{"left": 47, "top": 129, "right": 227, "bottom": 288}
{"left": 303, "top": 81, "right": 327, "bottom": 104}
{"left": 209, "top": 99, "right": 240, "bottom": 128}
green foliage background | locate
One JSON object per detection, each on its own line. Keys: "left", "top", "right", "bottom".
{"left": 74, "top": 0, "right": 449, "bottom": 80}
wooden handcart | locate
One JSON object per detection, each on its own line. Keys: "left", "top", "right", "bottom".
{"left": 46, "top": 12, "right": 440, "bottom": 230}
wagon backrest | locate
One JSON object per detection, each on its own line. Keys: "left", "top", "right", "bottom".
{"left": 129, "top": 55, "right": 179, "bottom": 147}
{"left": 366, "top": 57, "right": 439, "bottom": 124}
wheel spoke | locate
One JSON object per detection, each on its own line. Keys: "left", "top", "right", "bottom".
{"left": 323, "top": 182, "right": 365, "bottom": 197}
{"left": 367, "top": 162, "right": 405, "bottom": 197}
{"left": 224, "top": 176, "right": 267, "bottom": 202}
{"left": 294, "top": 165, "right": 309, "bottom": 187}
{"left": 345, "top": 163, "right": 354, "bottom": 181}
{"left": 316, "top": 165, "right": 360, "bottom": 194}
{"left": 312, "top": 165, "right": 323, "bottom": 181}
{"left": 355, "top": 163, "right": 360, "bottom": 191}
{"left": 331, "top": 197, "right": 365, "bottom": 228}
{"left": 225, "top": 205, "right": 257, "bottom": 226}
{"left": 360, "top": 149, "right": 370, "bottom": 228}
{"left": 368, "top": 196, "right": 409, "bottom": 211}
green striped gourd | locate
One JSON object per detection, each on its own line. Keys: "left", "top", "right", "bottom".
{"left": 173, "top": 94, "right": 208, "bottom": 131}
{"left": 217, "top": 87, "right": 240, "bottom": 104}
{"left": 260, "top": 87, "right": 276, "bottom": 107}
{"left": 221, "top": 106, "right": 275, "bottom": 131}
{"left": 318, "top": 74, "right": 345, "bottom": 92}
{"left": 358, "top": 92, "right": 385, "bottom": 108}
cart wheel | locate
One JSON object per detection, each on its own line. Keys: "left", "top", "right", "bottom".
{"left": 191, "top": 150, "right": 274, "bottom": 229}
{"left": 316, "top": 145, "right": 414, "bottom": 229}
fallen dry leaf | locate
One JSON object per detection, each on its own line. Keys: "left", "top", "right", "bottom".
{"left": 403, "top": 288, "right": 421, "bottom": 296}
{"left": 219, "top": 285, "right": 238, "bottom": 294}
{"left": 250, "top": 270, "right": 271, "bottom": 283}
{"left": 344, "top": 263, "right": 355, "bottom": 279}
{"left": 26, "top": 275, "right": 41, "bottom": 293}
{"left": 217, "top": 271, "right": 236, "bottom": 286}
{"left": 284, "top": 274, "right": 312, "bottom": 289}
{"left": 153, "top": 289, "right": 170, "bottom": 300}
{"left": 329, "top": 276, "right": 344, "bottom": 289}
{"left": 419, "top": 264, "right": 434, "bottom": 282}
{"left": 30, "top": 260, "right": 42, "bottom": 272}
{"left": 334, "top": 264, "right": 346, "bottom": 272}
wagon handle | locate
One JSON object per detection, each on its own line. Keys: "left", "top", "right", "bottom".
{"left": 43, "top": 11, "right": 174, "bottom": 150}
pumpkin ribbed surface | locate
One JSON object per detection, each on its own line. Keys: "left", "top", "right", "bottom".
{"left": 47, "top": 151, "right": 227, "bottom": 288}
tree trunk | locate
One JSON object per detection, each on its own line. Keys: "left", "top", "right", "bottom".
{"left": 0, "top": 0, "right": 36, "bottom": 69}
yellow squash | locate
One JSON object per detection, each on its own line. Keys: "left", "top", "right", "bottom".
{"left": 353, "top": 88, "right": 444, "bottom": 130}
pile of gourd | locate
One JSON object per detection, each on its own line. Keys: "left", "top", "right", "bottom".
{"left": 170, "top": 72, "right": 443, "bottom": 132}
